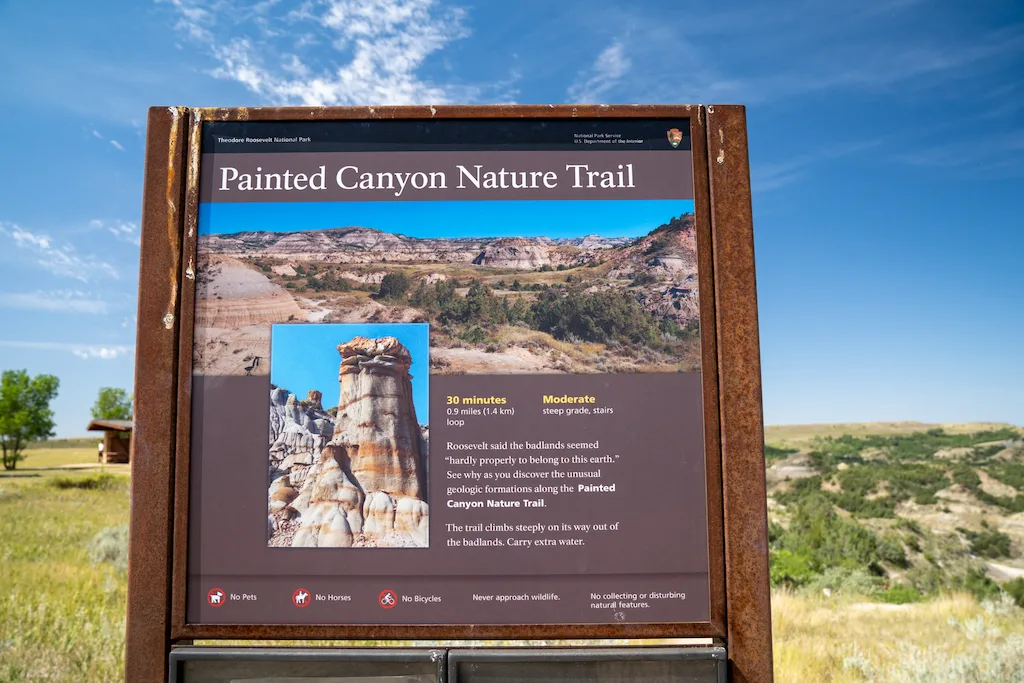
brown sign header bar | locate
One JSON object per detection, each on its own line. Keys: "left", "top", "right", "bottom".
{"left": 199, "top": 150, "right": 694, "bottom": 203}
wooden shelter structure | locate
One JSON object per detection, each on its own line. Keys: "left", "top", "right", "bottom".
{"left": 87, "top": 419, "right": 133, "bottom": 463}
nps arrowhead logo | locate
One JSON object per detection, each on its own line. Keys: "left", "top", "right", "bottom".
{"left": 666, "top": 128, "right": 684, "bottom": 148}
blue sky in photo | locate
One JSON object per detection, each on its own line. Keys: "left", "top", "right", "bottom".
{"left": 199, "top": 200, "right": 693, "bottom": 239}
{"left": 270, "top": 323, "right": 430, "bottom": 424}
{"left": 1, "top": 1, "right": 1022, "bottom": 436}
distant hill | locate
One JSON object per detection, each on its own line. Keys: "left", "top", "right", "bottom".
{"left": 762, "top": 421, "right": 1024, "bottom": 602}
{"left": 765, "top": 421, "right": 1023, "bottom": 449}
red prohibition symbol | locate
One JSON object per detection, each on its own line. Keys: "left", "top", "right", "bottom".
{"left": 292, "top": 588, "right": 311, "bottom": 607}
{"left": 207, "top": 588, "right": 226, "bottom": 607}
{"left": 378, "top": 589, "right": 398, "bottom": 608}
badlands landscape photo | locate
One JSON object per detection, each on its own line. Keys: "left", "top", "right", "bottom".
{"left": 192, "top": 209, "right": 701, "bottom": 377}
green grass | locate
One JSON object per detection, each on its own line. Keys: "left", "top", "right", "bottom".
{"left": 0, "top": 474, "right": 129, "bottom": 681}
{"left": 24, "top": 437, "right": 99, "bottom": 450}
{"left": 0, "top": 447, "right": 129, "bottom": 479}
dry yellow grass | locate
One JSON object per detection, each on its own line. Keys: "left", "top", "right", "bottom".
{"left": 493, "top": 326, "right": 606, "bottom": 358}
{"left": 772, "top": 590, "right": 1024, "bottom": 681}
{"left": 764, "top": 422, "right": 1023, "bottom": 449}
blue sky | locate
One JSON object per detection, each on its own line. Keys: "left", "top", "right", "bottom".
{"left": 1, "top": 1, "right": 1022, "bottom": 437}
{"left": 200, "top": 200, "right": 692, "bottom": 238}
{"left": 271, "top": 323, "right": 430, "bottom": 422}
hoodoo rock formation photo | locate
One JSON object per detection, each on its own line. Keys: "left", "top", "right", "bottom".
{"left": 267, "top": 335, "right": 429, "bottom": 548}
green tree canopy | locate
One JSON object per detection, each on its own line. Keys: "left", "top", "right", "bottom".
{"left": 0, "top": 370, "right": 60, "bottom": 470}
{"left": 91, "top": 387, "right": 133, "bottom": 421}
{"left": 377, "top": 272, "right": 412, "bottom": 301}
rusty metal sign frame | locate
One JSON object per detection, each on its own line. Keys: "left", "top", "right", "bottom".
{"left": 126, "top": 104, "right": 772, "bottom": 683}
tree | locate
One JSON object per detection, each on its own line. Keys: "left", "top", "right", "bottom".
{"left": 0, "top": 370, "right": 59, "bottom": 470}
{"left": 91, "top": 387, "right": 133, "bottom": 421}
{"left": 377, "top": 272, "right": 412, "bottom": 301}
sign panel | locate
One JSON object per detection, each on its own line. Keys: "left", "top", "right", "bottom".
{"left": 185, "top": 118, "right": 710, "bottom": 626}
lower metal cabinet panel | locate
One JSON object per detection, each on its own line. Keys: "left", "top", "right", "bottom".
{"left": 170, "top": 646, "right": 726, "bottom": 683}
{"left": 448, "top": 647, "right": 727, "bottom": 683}
{"left": 169, "top": 648, "right": 445, "bottom": 683}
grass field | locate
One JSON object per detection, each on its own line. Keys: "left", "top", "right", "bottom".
{"left": 773, "top": 590, "right": 1024, "bottom": 681}
{"left": 1, "top": 447, "right": 130, "bottom": 476}
{"left": 0, "top": 447, "right": 130, "bottom": 682}
{"left": 3, "top": 437, "right": 1024, "bottom": 681}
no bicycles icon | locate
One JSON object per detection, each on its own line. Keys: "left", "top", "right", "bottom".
{"left": 378, "top": 590, "right": 398, "bottom": 609}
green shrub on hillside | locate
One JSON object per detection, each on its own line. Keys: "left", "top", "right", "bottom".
{"left": 377, "top": 272, "right": 412, "bottom": 301}
{"left": 987, "top": 460, "right": 1024, "bottom": 490}
{"left": 809, "top": 428, "right": 1019, "bottom": 469}
{"left": 772, "top": 494, "right": 897, "bottom": 578}
{"left": 800, "top": 567, "right": 882, "bottom": 597}
{"left": 306, "top": 270, "right": 352, "bottom": 292}
{"left": 769, "top": 549, "right": 816, "bottom": 588}
{"left": 532, "top": 287, "right": 666, "bottom": 347}
{"left": 952, "top": 464, "right": 982, "bottom": 490}
{"left": 765, "top": 444, "right": 798, "bottom": 462}
{"left": 880, "top": 583, "right": 922, "bottom": 604}
{"left": 1005, "top": 577, "right": 1024, "bottom": 608}
{"left": 959, "top": 523, "right": 1012, "bottom": 559}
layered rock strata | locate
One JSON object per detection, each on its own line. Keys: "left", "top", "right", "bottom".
{"left": 267, "top": 336, "right": 429, "bottom": 548}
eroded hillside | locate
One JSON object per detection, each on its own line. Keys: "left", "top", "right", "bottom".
{"left": 765, "top": 423, "right": 1024, "bottom": 600}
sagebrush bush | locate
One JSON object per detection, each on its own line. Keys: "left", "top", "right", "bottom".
{"left": 800, "top": 567, "right": 881, "bottom": 598}
{"left": 88, "top": 524, "right": 129, "bottom": 574}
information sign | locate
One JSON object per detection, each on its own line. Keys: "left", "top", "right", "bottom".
{"left": 126, "top": 105, "right": 771, "bottom": 683}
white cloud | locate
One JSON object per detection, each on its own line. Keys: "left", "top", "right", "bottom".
{"left": 90, "top": 219, "right": 140, "bottom": 247}
{"left": 161, "top": 0, "right": 512, "bottom": 105}
{"left": 90, "top": 128, "right": 126, "bottom": 151}
{"left": 0, "top": 340, "right": 133, "bottom": 360}
{"left": 567, "top": 40, "right": 632, "bottom": 104}
{"left": 0, "top": 291, "right": 109, "bottom": 315}
{"left": 0, "top": 223, "right": 119, "bottom": 283}
{"left": 72, "top": 347, "right": 131, "bottom": 360}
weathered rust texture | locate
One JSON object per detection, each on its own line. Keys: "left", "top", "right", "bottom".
{"left": 170, "top": 110, "right": 204, "bottom": 638}
{"left": 707, "top": 105, "right": 774, "bottom": 681}
{"left": 155, "top": 104, "right": 765, "bottom": 651}
{"left": 691, "top": 108, "right": 729, "bottom": 639}
{"left": 126, "top": 106, "right": 188, "bottom": 683}
{"left": 194, "top": 104, "right": 698, "bottom": 122}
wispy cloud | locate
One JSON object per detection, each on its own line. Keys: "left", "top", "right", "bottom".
{"left": 755, "top": 25, "right": 1024, "bottom": 100}
{"left": 0, "top": 291, "right": 109, "bottom": 315}
{"left": 0, "top": 223, "right": 119, "bottom": 282}
{"left": 889, "top": 129, "right": 1024, "bottom": 173}
{"left": 567, "top": 40, "right": 631, "bottom": 104}
{"left": 161, "top": 0, "right": 514, "bottom": 105}
{"left": 752, "top": 140, "right": 882, "bottom": 193}
{"left": 0, "top": 340, "right": 133, "bottom": 360}
{"left": 90, "top": 128, "right": 126, "bottom": 151}
{"left": 90, "top": 219, "right": 140, "bottom": 247}
{"left": 567, "top": 7, "right": 1023, "bottom": 107}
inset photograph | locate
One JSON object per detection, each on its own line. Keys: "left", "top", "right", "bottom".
{"left": 267, "top": 323, "right": 430, "bottom": 549}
